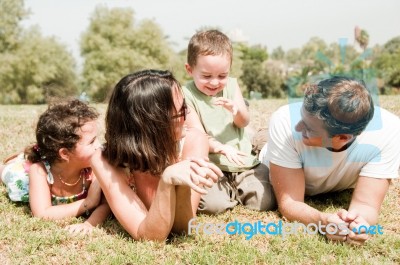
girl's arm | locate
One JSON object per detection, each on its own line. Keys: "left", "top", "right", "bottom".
{"left": 85, "top": 195, "right": 111, "bottom": 227}
{"left": 66, "top": 194, "right": 111, "bottom": 234}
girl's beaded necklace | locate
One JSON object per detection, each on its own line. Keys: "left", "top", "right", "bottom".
{"left": 57, "top": 171, "right": 83, "bottom": 186}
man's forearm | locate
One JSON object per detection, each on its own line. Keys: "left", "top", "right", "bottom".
{"left": 279, "top": 199, "right": 330, "bottom": 225}
{"left": 348, "top": 202, "right": 380, "bottom": 225}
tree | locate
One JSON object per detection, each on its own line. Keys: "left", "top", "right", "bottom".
{"left": 0, "top": 0, "right": 28, "bottom": 52}
{"left": 300, "top": 37, "right": 327, "bottom": 62}
{"left": 373, "top": 36, "right": 400, "bottom": 90}
{"left": 238, "top": 44, "right": 285, "bottom": 98}
{"left": 263, "top": 60, "right": 286, "bottom": 98}
{"left": 285, "top": 48, "right": 301, "bottom": 64}
{"left": 355, "top": 26, "right": 369, "bottom": 51}
{"left": 239, "top": 43, "right": 268, "bottom": 62}
{"left": 238, "top": 44, "right": 269, "bottom": 97}
{"left": 0, "top": 1, "right": 78, "bottom": 104}
{"left": 0, "top": 27, "right": 77, "bottom": 103}
{"left": 271, "top": 46, "right": 285, "bottom": 60}
{"left": 231, "top": 43, "right": 244, "bottom": 93}
{"left": 81, "top": 6, "right": 179, "bottom": 101}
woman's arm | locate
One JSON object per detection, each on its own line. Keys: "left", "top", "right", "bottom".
{"left": 90, "top": 149, "right": 176, "bottom": 240}
{"left": 91, "top": 139, "right": 222, "bottom": 240}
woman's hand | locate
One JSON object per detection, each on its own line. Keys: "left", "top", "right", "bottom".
{"left": 161, "top": 158, "right": 223, "bottom": 194}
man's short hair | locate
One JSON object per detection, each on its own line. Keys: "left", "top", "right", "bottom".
{"left": 303, "top": 76, "right": 374, "bottom": 136}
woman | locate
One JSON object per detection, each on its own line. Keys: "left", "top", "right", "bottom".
{"left": 90, "top": 69, "right": 222, "bottom": 240}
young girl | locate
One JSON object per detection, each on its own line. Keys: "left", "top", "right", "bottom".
{"left": 0, "top": 99, "right": 110, "bottom": 234}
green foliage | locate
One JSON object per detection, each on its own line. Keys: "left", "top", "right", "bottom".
{"left": 0, "top": 0, "right": 78, "bottom": 104}
{"left": 0, "top": 0, "right": 28, "bottom": 52}
{"left": 1, "top": 3, "right": 399, "bottom": 103}
{"left": 355, "top": 28, "right": 369, "bottom": 50}
{"left": 285, "top": 48, "right": 301, "bottom": 64}
{"left": 81, "top": 6, "right": 179, "bottom": 102}
{"left": 301, "top": 37, "right": 327, "bottom": 61}
{"left": 373, "top": 36, "right": 400, "bottom": 88}
{"left": 240, "top": 59, "right": 285, "bottom": 98}
{"left": 239, "top": 43, "right": 268, "bottom": 62}
{"left": 230, "top": 43, "right": 244, "bottom": 91}
{"left": 0, "top": 28, "right": 78, "bottom": 104}
{"left": 238, "top": 43, "right": 276, "bottom": 98}
{"left": 271, "top": 46, "right": 285, "bottom": 60}
{"left": 285, "top": 36, "right": 382, "bottom": 98}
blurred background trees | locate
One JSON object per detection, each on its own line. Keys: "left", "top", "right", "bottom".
{"left": 80, "top": 6, "right": 181, "bottom": 101}
{"left": 0, "top": 0, "right": 77, "bottom": 104}
{"left": 1, "top": 0, "right": 399, "bottom": 104}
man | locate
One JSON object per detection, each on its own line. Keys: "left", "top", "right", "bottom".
{"left": 261, "top": 76, "right": 400, "bottom": 245}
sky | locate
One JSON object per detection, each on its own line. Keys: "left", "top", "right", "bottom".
{"left": 23, "top": 0, "right": 400, "bottom": 64}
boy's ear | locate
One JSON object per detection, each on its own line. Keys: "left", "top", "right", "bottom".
{"left": 185, "top": 63, "right": 193, "bottom": 75}
{"left": 59, "top": 148, "right": 70, "bottom": 162}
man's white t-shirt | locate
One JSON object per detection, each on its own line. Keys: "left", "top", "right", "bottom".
{"left": 261, "top": 102, "right": 400, "bottom": 196}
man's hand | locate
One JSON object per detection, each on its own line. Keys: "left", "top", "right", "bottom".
{"left": 340, "top": 211, "right": 370, "bottom": 246}
{"left": 325, "top": 209, "right": 350, "bottom": 242}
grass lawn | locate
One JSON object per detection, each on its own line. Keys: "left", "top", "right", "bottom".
{"left": 0, "top": 96, "right": 399, "bottom": 264}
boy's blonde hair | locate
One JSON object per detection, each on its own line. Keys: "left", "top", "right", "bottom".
{"left": 187, "top": 29, "right": 232, "bottom": 67}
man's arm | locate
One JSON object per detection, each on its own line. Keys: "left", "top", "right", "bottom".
{"left": 270, "top": 162, "right": 331, "bottom": 225}
{"left": 328, "top": 176, "right": 390, "bottom": 245}
{"left": 348, "top": 176, "right": 390, "bottom": 225}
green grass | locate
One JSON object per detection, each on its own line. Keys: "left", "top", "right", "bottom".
{"left": 1, "top": 96, "right": 399, "bottom": 264}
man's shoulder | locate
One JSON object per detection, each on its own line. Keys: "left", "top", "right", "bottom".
{"left": 364, "top": 106, "right": 400, "bottom": 132}
{"left": 270, "top": 102, "right": 302, "bottom": 124}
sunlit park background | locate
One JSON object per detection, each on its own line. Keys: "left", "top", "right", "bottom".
{"left": 1, "top": 0, "right": 400, "bottom": 264}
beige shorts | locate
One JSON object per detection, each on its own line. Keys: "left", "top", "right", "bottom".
{"left": 197, "top": 163, "right": 276, "bottom": 215}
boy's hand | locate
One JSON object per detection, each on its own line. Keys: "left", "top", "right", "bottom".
{"left": 213, "top": 97, "right": 238, "bottom": 115}
{"left": 214, "top": 144, "right": 247, "bottom": 165}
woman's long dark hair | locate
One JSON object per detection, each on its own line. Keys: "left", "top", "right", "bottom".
{"left": 103, "top": 69, "right": 181, "bottom": 176}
